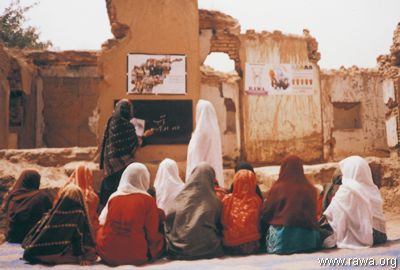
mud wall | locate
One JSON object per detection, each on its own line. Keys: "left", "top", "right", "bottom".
{"left": 240, "top": 31, "right": 323, "bottom": 165}
{"left": 378, "top": 23, "right": 400, "bottom": 157}
{"left": 321, "top": 68, "right": 388, "bottom": 161}
{"left": 200, "top": 67, "right": 241, "bottom": 166}
{"left": 27, "top": 51, "right": 100, "bottom": 148}
{"left": 0, "top": 45, "right": 11, "bottom": 149}
{"left": 98, "top": 0, "right": 200, "bottom": 163}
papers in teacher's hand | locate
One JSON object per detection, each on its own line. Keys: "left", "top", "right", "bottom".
{"left": 130, "top": 118, "right": 145, "bottom": 137}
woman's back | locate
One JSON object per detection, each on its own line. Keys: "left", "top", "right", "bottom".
{"left": 97, "top": 194, "right": 160, "bottom": 262}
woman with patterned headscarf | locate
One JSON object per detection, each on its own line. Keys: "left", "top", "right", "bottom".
{"left": 99, "top": 99, "right": 152, "bottom": 206}
{"left": 2, "top": 170, "right": 52, "bottom": 243}
{"left": 262, "top": 155, "right": 320, "bottom": 254}
{"left": 22, "top": 184, "right": 97, "bottom": 265}
{"left": 97, "top": 163, "right": 164, "bottom": 266}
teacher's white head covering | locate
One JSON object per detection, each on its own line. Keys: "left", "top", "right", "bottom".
{"left": 99, "top": 162, "right": 150, "bottom": 225}
{"left": 324, "top": 156, "right": 386, "bottom": 249}
{"left": 186, "top": 99, "right": 224, "bottom": 186}
{"left": 154, "top": 158, "right": 184, "bottom": 215}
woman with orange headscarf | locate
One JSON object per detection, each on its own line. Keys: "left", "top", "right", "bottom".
{"left": 221, "top": 169, "right": 262, "bottom": 255}
{"left": 262, "top": 155, "right": 320, "bottom": 254}
{"left": 70, "top": 165, "right": 100, "bottom": 232}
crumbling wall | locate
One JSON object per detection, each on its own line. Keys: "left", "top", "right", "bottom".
{"left": 378, "top": 23, "right": 400, "bottom": 157}
{"left": 0, "top": 45, "right": 11, "bottom": 149}
{"left": 240, "top": 30, "right": 323, "bottom": 164}
{"left": 27, "top": 51, "right": 100, "bottom": 148}
{"left": 321, "top": 67, "right": 388, "bottom": 161}
{"left": 200, "top": 66, "right": 241, "bottom": 166}
{"left": 98, "top": 0, "right": 200, "bottom": 163}
{"left": 199, "top": 10, "right": 241, "bottom": 73}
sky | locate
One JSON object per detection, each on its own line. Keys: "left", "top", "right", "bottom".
{"left": 1, "top": 0, "right": 399, "bottom": 71}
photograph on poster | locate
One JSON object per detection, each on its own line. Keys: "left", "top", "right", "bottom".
{"left": 245, "top": 63, "right": 314, "bottom": 95}
{"left": 127, "top": 54, "right": 186, "bottom": 94}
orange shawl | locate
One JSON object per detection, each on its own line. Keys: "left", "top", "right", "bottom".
{"left": 222, "top": 170, "right": 262, "bottom": 246}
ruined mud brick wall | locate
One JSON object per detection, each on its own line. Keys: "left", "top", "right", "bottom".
{"left": 199, "top": 10, "right": 241, "bottom": 165}
{"left": 199, "top": 10, "right": 241, "bottom": 74}
{"left": 26, "top": 51, "right": 100, "bottom": 148}
{"left": 0, "top": 45, "right": 11, "bottom": 149}
{"left": 378, "top": 23, "right": 400, "bottom": 157}
{"left": 98, "top": 0, "right": 200, "bottom": 164}
{"left": 1, "top": 48, "right": 39, "bottom": 149}
{"left": 321, "top": 67, "right": 388, "bottom": 161}
{"left": 239, "top": 30, "right": 323, "bottom": 165}
{"left": 200, "top": 66, "right": 241, "bottom": 166}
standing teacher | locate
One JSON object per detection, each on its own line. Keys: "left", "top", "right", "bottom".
{"left": 99, "top": 99, "right": 151, "bottom": 206}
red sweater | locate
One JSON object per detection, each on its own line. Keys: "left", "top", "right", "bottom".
{"left": 96, "top": 194, "right": 164, "bottom": 266}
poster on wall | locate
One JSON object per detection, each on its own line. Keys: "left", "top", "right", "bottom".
{"left": 127, "top": 54, "right": 186, "bottom": 95}
{"left": 245, "top": 63, "right": 314, "bottom": 96}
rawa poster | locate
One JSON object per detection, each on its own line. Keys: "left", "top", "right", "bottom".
{"left": 245, "top": 63, "right": 314, "bottom": 95}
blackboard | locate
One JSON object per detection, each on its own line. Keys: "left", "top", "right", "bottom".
{"left": 130, "top": 100, "right": 193, "bottom": 144}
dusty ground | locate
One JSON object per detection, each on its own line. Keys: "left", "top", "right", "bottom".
{"left": 0, "top": 212, "right": 399, "bottom": 269}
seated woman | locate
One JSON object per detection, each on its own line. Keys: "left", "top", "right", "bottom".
{"left": 321, "top": 156, "right": 387, "bottom": 249}
{"left": 71, "top": 165, "right": 100, "bottom": 232}
{"left": 222, "top": 169, "right": 262, "bottom": 255}
{"left": 154, "top": 158, "right": 184, "bottom": 215}
{"left": 96, "top": 163, "right": 164, "bottom": 266}
{"left": 22, "top": 183, "right": 97, "bottom": 265}
{"left": 165, "top": 162, "right": 223, "bottom": 260}
{"left": 2, "top": 170, "right": 52, "bottom": 243}
{"left": 262, "top": 155, "right": 320, "bottom": 254}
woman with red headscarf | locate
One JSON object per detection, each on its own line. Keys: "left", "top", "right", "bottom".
{"left": 70, "top": 165, "right": 100, "bottom": 232}
{"left": 221, "top": 169, "right": 262, "bottom": 255}
{"left": 262, "top": 155, "right": 320, "bottom": 254}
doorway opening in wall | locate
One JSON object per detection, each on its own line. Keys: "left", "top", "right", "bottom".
{"left": 9, "top": 90, "right": 23, "bottom": 127}
{"left": 332, "top": 102, "right": 362, "bottom": 129}
{"left": 203, "top": 52, "right": 237, "bottom": 74}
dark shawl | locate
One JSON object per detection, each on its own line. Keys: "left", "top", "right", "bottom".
{"left": 321, "top": 167, "right": 342, "bottom": 212}
{"left": 232, "top": 161, "right": 263, "bottom": 200}
{"left": 165, "top": 163, "right": 223, "bottom": 260}
{"left": 2, "top": 170, "right": 52, "bottom": 243}
{"left": 22, "top": 184, "right": 96, "bottom": 265}
{"left": 100, "top": 99, "right": 139, "bottom": 176}
{"left": 262, "top": 155, "right": 317, "bottom": 229}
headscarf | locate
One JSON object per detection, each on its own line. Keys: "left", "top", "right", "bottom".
{"left": 2, "top": 170, "right": 52, "bottom": 244}
{"left": 165, "top": 162, "right": 223, "bottom": 259}
{"left": 71, "top": 165, "right": 100, "bottom": 231}
{"left": 154, "top": 158, "right": 184, "bottom": 215}
{"left": 262, "top": 155, "right": 317, "bottom": 229}
{"left": 324, "top": 156, "right": 386, "bottom": 249}
{"left": 232, "top": 161, "right": 263, "bottom": 199}
{"left": 99, "top": 163, "right": 150, "bottom": 225}
{"left": 186, "top": 100, "right": 224, "bottom": 187}
{"left": 222, "top": 170, "right": 262, "bottom": 246}
{"left": 22, "top": 184, "right": 96, "bottom": 264}
{"left": 2, "top": 170, "right": 41, "bottom": 211}
{"left": 100, "top": 99, "right": 139, "bottom": 176}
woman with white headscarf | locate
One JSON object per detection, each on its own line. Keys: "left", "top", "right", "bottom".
{"left": 321, "top": 156, "right": 387, "bottom": 249}
{"left": 154, "top": 158, "right": 184, "bottom": 215}
{"left": 186, "top": 99, "right": 224, "bottom": 187}
{"left": 96, "top": 163, "right": 164, "bottom": 266}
